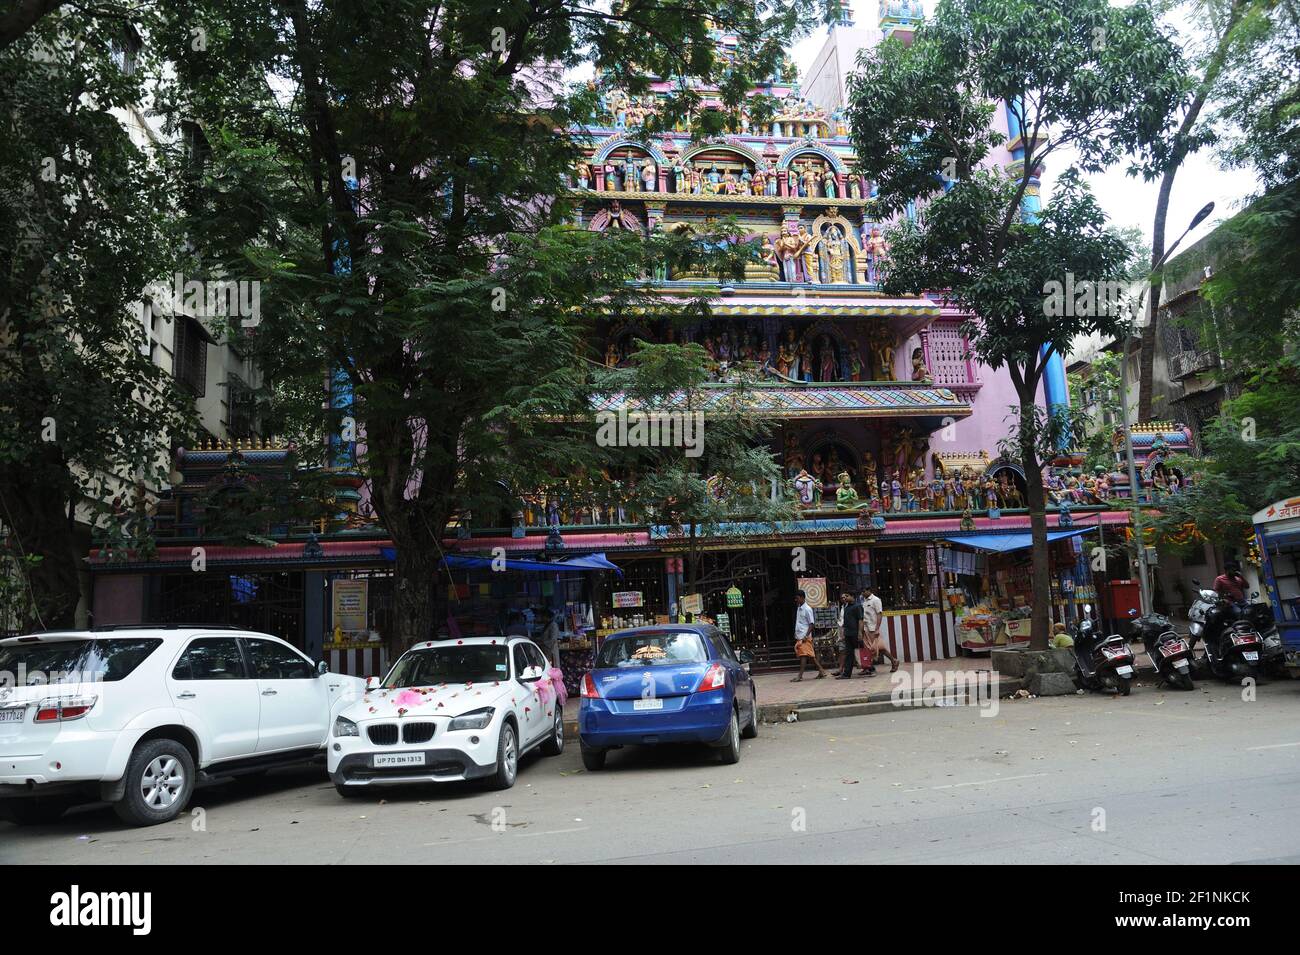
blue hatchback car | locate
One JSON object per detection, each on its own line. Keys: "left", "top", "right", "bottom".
{"left": 578, "top": 624, "right": 758, "bottom": 770}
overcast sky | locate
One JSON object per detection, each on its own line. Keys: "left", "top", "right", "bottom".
{"left": 790, "top": 0, "right": 1261, "bottom": 250}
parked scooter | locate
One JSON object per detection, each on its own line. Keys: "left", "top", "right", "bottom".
{"left": 1071, "top": 604, "right": 1137, "bottom": 695}
{"left": 1127, "top": 608, "right": 1194, "bottom": 690}
{"left": 1187, "top": 582, "right": 1262, "bottom": 683}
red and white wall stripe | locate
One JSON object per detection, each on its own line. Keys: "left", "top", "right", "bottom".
{"left": 881, "top": 610, "right": 957, "bottom": 662}
{"left": 327, "top": 645, "right": 390, "bottom": 680}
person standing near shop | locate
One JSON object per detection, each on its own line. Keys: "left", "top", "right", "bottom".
{"left": 504, "top": 610, "right": 529, "bottom": 638}
{"left": 791, "top": 590, "right": 827, "bottom": 682}
{"left": 1213, "top": 560, "right": 1248, "bottom": 604}
{"left": 835, "top": 590, "right": 864, "bottom": 679}
{"left": 861, "top": 585, "right": 899, "bottom": 675}
{"left": 540, "top": 610, "right": 562, "bottom": 668}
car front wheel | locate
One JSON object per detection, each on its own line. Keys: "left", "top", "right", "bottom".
{"left": 113, "top": 738, "right": 195, "bottom": 826}
{"left": 486, "top": 721, "right": 519, "bottom": 790}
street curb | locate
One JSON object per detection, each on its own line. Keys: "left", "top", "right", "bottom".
{"left": 757, "top": 676, "right": 1027, "bottom": 724}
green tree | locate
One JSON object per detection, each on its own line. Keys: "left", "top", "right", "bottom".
{"left": 599, "top": 342, "right": 796, "bottom": 602}
{"left": 846, "top": 0, "right": 1182, "bottom": 648}
{"left": 1067, "top": 350, "right": 1123, "bottom": 474}
{"left": 0, "top": 7, "right": 193, "bottom": 630}
{"left": 153, "top": 0, "right": 823, "bottom": 644}
{"left": 1151, "top": 4, "right": 1300, "bottom": 549}
{"left": 1133, "top": 0, "right": 1261, "bottom": 423}
{"left": 1154, "top": 369, "right": 1300, "bottom": 550}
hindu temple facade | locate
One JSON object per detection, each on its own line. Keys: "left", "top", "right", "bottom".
{"left": 84, "top": 6, "right": 1151, "bottom": 676}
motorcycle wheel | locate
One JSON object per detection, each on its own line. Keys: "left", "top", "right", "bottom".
{"left": 1171, "top": 670, "right": 1195, "bottom": 691}
{"left": 1115, "top": 675, "right": 1132, "bottom": 696}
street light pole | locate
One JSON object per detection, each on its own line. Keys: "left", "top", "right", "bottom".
{"left": 1122, "top": 201, "right": 1215, "bottom": 614}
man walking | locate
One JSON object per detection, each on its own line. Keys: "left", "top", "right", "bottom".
{"left": 834, "top": 590, "right": 864, "bottom": 679}
{"left": 860, "top": 584, "right": 899, "bottom": 675}
{"left": 791, "top": 589, "right": 827, "bottom": 681}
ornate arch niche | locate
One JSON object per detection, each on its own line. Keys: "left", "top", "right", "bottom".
{"left": 592, "top": 140, "right": 666, "bottom": 193}
{"left": 801, "top": 318, "right": 854, "bottom": 382}
{"left": 776, "top": 143, "right": 846, "bottom": 173}
{"left": 806, "top": 210, "right": 863, "bottom": 284}
{"left": 803, "top": 428, "right": 862, "bottom": 489}
{"left": 986, "top": 459, "right": 1028, "bottom": 506}
{"left": 604, "top": 319, "right": 654, "bottom": 366}
{"left": 677, "top": 143, "right": 762, "bottom": 196}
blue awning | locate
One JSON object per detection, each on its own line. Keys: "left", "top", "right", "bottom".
{"left": 381, "top": 548, "right": 622, "bottom": 575}
{"left": 940, "top": 527, "right": 1095, "bottom": 553}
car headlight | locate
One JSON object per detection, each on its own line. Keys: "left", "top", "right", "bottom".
{"left": 448, "top": 707, "right": 494, "bottom": 731}
{"left": 333, "top": 715, "right": 359, "bottom": 738}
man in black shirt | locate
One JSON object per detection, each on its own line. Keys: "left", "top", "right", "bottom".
{"left": 835, "top": 591, "right": 864, "bottom": 679}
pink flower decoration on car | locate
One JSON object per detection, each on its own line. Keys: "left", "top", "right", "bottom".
{"left": 393, "top": 689, "right": 426, "bottom": 708}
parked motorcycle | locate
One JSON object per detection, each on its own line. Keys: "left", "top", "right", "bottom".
{"left": 1127, "top": 608, "right": 1194, "bottom": 690}
{"left": 1188, "top": 583, "right": 1262, "bottom": 683}
{"left": 1242, "top": 596, "right": 1288, "bottom": 679}
{"left": 1071, "top": 604, "right": 1137, "bottom": 695}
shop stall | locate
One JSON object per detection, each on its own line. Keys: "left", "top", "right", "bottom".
{"left": 938, "top": 527, "right": 1098, "bottom": 653}
{"left": 440, "top": 552, "right": 621, "bottom": 699}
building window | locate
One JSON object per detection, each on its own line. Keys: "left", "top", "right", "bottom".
{"left": 173, "top": 316, "right": 208, "bottom": 396}
{"left": 110, "top": 28, "right": 141, "bottom": 77}
{"left": 927, "top": 322, "right": 972, "bottom": 386}
{"left": 227, "top": 374, "right": 256, "bottom": 438}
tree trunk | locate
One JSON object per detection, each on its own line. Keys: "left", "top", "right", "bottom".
{"left": 1018, "top": 403, "right": 1052, "bottom": 650}
{"left": 0, "top": 465, "right": 80, "bottom": 631}
{"left": 392, "top": 543, "right": 435, "bottom": 648}
{"left": 1135, "top": 1, "right": 1245, "bottom": 421}
{"left": 1137, "top": 169, "right": 1174, "bottom": 423}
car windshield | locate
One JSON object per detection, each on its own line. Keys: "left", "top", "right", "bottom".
{"left": 0, "top": 638, "right": 161, "bottom": 685}
{"left": 596, "top": 631, "right": 708, "bottom": 667}
{"left": 383, "top": 644, "right": 510, "bottom": 687}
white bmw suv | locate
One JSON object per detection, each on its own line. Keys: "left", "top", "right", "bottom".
{"left": 329, "top": 635, "right": 564, "bottom": 794}
{"left": 0, "top": 626, "right": 364, "bottom": 826}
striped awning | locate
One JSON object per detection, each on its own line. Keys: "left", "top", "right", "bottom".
{"left": 594, "top": 383, "right": 972, "bottom": 420}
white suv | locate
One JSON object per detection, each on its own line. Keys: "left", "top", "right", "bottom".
{"left": 0, "top": 626, "right": 365, "bottom": 826}
{"left": 329, "top": 636, "right": 564, "bottom": 794}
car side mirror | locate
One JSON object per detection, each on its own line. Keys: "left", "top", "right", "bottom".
{"left": 737, "top": 648, "right": 755, "bottom": 665}
{"left": 365, "top": 676, "right": 381, "bottom": 690}
{"left": 317, "top": 660, "right": 330, "bottom": 676}
{"left": 519, "top": 665, "right": 543, "bottom": 682}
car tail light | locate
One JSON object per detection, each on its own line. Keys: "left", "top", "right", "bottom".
{"left": 696, "top": 664, "right": 726, "bottom": 692}
{"left": 34, "top": 696, "right": 97, "bottom": 723}
{"left": 581, "top": 673, "right": 599, "bottom": 698}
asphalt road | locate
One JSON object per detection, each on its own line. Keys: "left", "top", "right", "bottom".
{"left": 5, "top": 679, "right": 1300, "bottom": 865}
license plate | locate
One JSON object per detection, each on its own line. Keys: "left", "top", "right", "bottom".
{"left": 1243, "top": 651, "right": 1259, "bottom": 662}
{"left": 373, "top": 752, "right": 425, "bottom": 768}
{"left": 1115, "top": 665, "right": 1134, "bottom": 676}
{"left": 633, "top": 698, "right": 664, "bottom": 711}
{"left": 0, "top": 708, "right": 25, "bottom": 722}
